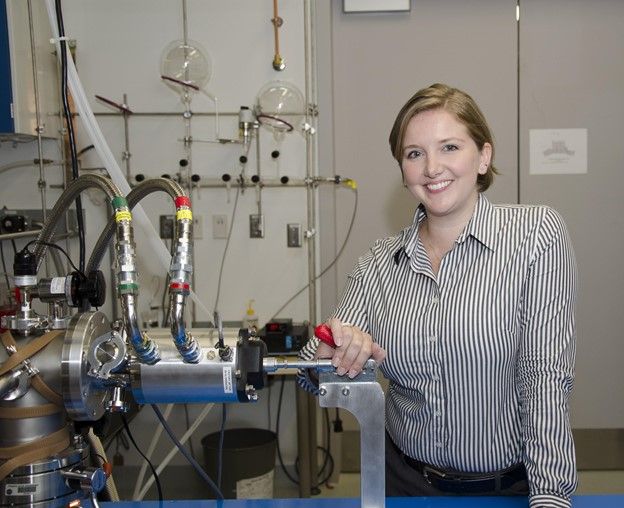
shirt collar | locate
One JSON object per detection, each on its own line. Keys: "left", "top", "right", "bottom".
{"left": 400, "top": 193, "right": 498, "bottom": 258}
{"left": 458, "top": 194, "right": 498, "bottom": 251}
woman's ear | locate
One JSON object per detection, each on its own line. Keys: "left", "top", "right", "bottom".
{"left": 479, "top": 143, "right": 493, "bottom": 175}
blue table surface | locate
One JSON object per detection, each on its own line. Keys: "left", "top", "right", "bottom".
{"left": 101, "top": 496, "right": 624, "bottom": 507}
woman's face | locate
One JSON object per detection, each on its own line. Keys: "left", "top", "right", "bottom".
{"left": 401, "top": 108, "right": 491, "bottom": 222}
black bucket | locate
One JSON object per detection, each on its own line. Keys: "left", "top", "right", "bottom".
{"left": 201, "top": 428, "right": 277, "bottom": 499}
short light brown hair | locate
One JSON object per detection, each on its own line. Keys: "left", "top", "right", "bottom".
{"left": 388, "top": 83, "right": 498, "bottom": 192}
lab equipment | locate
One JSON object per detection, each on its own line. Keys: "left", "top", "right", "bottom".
{"left": 0, "top": 175, "right": 385, "bottom": 508}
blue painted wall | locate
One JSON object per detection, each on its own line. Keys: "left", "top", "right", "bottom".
{"left": 0, "top": 0, "right": 14, "bottom": 133}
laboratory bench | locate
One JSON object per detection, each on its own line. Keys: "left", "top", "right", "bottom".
{"left": 100, "top": 496, "right": 624, "bottom": 507}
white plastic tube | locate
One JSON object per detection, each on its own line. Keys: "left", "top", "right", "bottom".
{"left": 87, "top": 428, "right": 120, "bottom": 501}
{"left": 43, "top": 0, "right": 211, "bottom": 317}
{"left": 137, "top": 403, "right": 214, "bottom": 500}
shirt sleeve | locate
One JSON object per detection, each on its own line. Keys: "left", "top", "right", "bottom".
{"left": 296, "top": 252, "right": 372, "bottom": 393}
{"left": 516, "top": 208, "right": 578, "bottom": 508}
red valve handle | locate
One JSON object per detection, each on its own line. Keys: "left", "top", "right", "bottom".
{"left": 314, "top": 324, "right": 336, "bottom": 348}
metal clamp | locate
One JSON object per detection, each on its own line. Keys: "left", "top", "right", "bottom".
{"left": 86, "top": 330, "right": 126, "bottom": 380}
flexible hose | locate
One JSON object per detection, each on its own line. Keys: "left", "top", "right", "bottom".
{"left": 34, "top": 174, "right": 121, "bottom": 269}
{"left": 86, "top": 178, "right": 185, "bottom": 273}
{"left": 87, "top": 428, "right": 119, "bottom": 501}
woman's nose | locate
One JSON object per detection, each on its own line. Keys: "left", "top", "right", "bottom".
{"left": 424, "top": 159, "right": 443, "bottom": 178}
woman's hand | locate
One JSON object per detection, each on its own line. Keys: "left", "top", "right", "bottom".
{"left": 314, "top": 318, "right": 386, "bottom": 378}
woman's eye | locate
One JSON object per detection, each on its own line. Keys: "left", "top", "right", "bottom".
{"left": 442, "top": 144, "right": 459, "bottom": 152}
{"left": 405, "top": 149, "right": 422, "bottom": 160}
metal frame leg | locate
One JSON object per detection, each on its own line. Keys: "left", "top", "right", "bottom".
{"left": 318, "top": 360, "right": 385, "bottom": 508}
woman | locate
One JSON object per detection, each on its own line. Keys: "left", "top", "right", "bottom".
{"left": 299, "top": 83, "right": 577, "bottom": 508}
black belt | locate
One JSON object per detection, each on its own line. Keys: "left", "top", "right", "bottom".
{"left": 390, "top": 438, "right": 527, "bottom": 494}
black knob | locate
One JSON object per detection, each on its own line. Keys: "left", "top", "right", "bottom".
{"left": 13, "top": 249, "right": 37, "bottom": 277}
{"left": 179, "top": 159, "right": 189, "bottom": 167}
{"left": 191, "top": 174, "right": 201, "bottom": 183}
{"left": 69, "top": 270, "right": 106, "bottom": 308}
{"left": 222, "top": 173, "right": 231, "bottom": 182}
{"left": 82, "top": 270, "right": 106, "bottom": 307}
{"left": 251, "top": 175, "right": 260, "bottom": 183}
{"left": 239, "top": 155, "right": 248, "bottom": 164}
{"left": 280, "top": 176, "right": 289, "bottom": 184}
{"left": 271, "top": 150, "right": 280, "bottom": 159}
{"left": 135, "top": 174, "right": 145, "bottom": 182}
{"left": 161, "top": 174, "right": 171, "bottom": 179}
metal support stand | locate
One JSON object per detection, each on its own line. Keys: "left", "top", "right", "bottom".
{"left": 296, "top": 384, "right": 312, "bottom": 497}
{"left": 318, "top": 360, "right": 385, "bottom": 508}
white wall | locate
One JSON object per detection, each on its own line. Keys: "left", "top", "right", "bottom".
{"left": 1, "top": 0, "right": 312, "bottom": 470}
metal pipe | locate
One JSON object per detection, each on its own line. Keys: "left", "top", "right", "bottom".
{"left": 262, "top": 357, "right": 334, "bottom": 372}
{"left": 122, "top": 93, "right": 132, "bottom": 181}
{"left": 302, "top": 0, "right": 320, "bottom": 494}
{"left": 256, "top": 122, "right": 262, "bottom": 216}
{"left": 182, "top": 0, "right": 189, "bottom": 47}
{"left": 91, "top": 111, "right": 238, "bottom": 117}
{"left": 86, "top": 178, "right": 197, "bottom": 362}
{"left": 0, "top": 228, "right": 75, "bottom": 242}
{"left": 114, "top": 201, "right": 160, "bottom": 365}
{"left": 27, "top": 0, "right": 49, "bottom": 277}
{"left": 167, "top": 196, "right": 199, "bottom": 362}
{"left": 93, "top": 110, "right": 303, "bottom": 117}
{"left": 304, "top": 0, "right": 318, "bottom": 329}
{"left": 0, "top": 159, "right": 59, "bottom": 175}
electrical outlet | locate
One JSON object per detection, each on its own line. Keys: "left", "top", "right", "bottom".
{"left": 212, "top": 214, "right": 228, "bottom": 239}
{"left": 287, "top": 223, "right": 302, "bottom": 247}
{"left": 159, "top": 215, "right": 174, "bottom": 239}
{"left": 249, "top": 214, "right": 264, "bottom": 238}
{"left": 0, "top": 208, "right": 80, "bottom": 234}
{"left": 193, "top": 215, "right": 203, "bottom": 239}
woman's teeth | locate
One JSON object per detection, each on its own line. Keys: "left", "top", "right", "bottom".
{"left": 427, "top": 181, "right": 451, "bottom": 191}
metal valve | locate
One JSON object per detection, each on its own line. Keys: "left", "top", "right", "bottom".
{"left": 62, "top": 466, "right": 107, "bottom": 508}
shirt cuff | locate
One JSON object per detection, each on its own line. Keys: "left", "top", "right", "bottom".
{"left": 529, "top": 493, "right": 572, "bottom": 508}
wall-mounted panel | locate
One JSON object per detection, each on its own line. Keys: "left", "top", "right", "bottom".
{"left": 2, "top": 0, "right": 61, "bottom": 140}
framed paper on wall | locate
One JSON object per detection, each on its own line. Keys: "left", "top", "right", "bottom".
{"left": 343, "top": 0, "right": 410, "bottom": 13}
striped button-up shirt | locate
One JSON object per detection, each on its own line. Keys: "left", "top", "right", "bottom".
{"left": 299, "top": 194, "right": 577, "bottom": 508}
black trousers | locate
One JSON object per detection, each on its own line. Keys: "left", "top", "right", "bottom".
{"left": 385, "top": 433, "right": 529, "bottom": 497}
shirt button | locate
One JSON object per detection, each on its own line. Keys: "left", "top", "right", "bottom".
{"left": 434, "top": 410, "right": 441, "bottom": 417}
{"left": 435, "top": 442, "right": 443, "bottom": 448}
{"left": 432, "top": 374, "right": 440, "bottom": 381}
{"left": 431, "top": 296, "right": 439, "bottom": 305}
{"left": 428, "top": 335, "right": 437, "bottom": 343}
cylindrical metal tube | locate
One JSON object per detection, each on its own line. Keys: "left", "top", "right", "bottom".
{"left": 130, "top": 337, "right": 239, "bottom": 404}
{"left": 0, "top": 332, "right": 65, "bottom": 448}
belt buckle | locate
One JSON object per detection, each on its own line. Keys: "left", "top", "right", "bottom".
{"left": 422, "top": 465, "right": 447, "bottom": 485}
